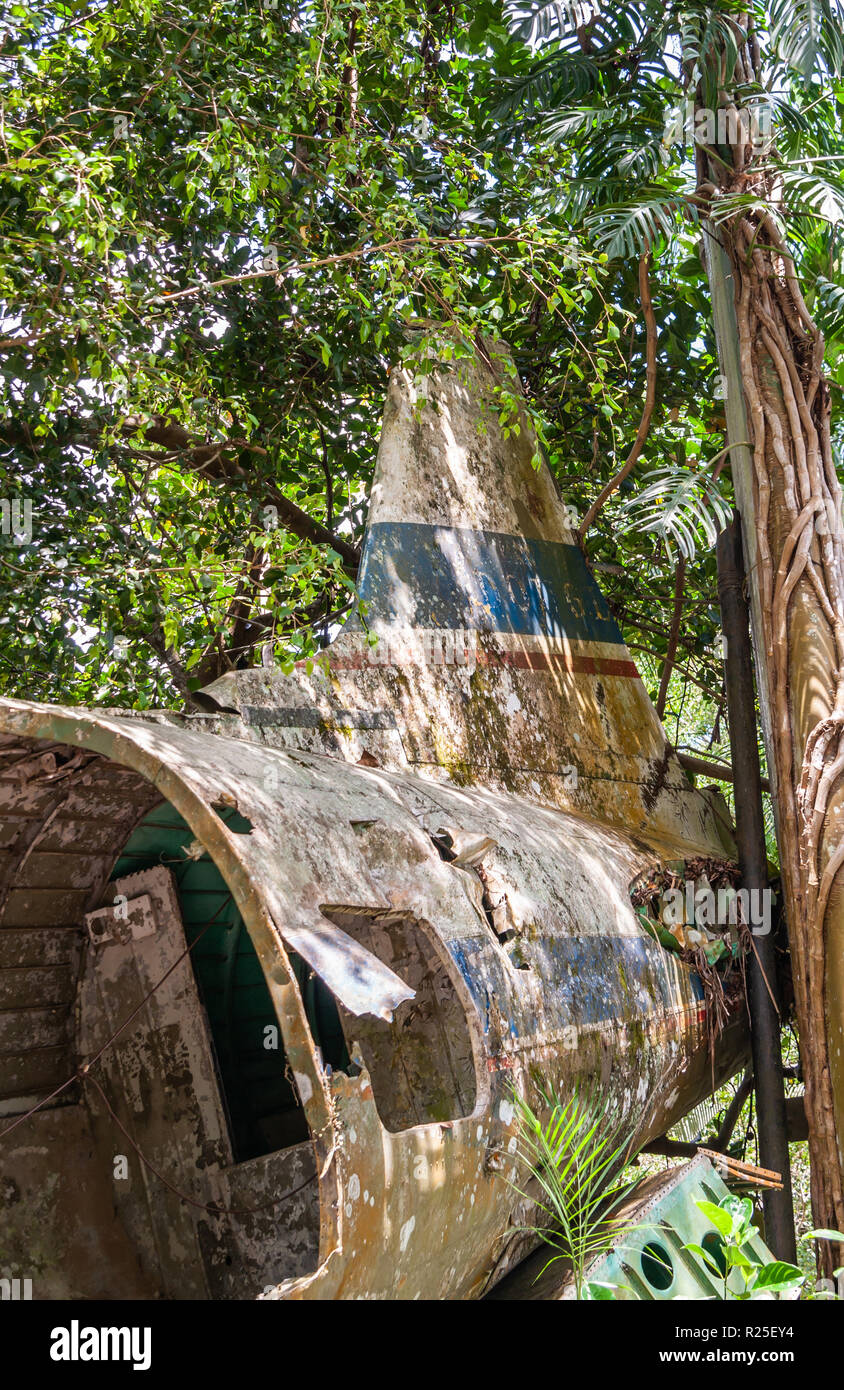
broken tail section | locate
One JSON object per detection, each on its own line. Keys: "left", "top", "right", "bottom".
{"left": 199, "top": 342, "right": 733, "bottom": 861}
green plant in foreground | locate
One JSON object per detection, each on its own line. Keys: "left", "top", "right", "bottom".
{"left": 510, "top": 1085, "right": 638, "bottom": 1300}
{"left": 509, "top": 1085, "right": 844, "bottom": 1301}
{"left": 685, "top": 1196, "right": 844, "bottom": 1300}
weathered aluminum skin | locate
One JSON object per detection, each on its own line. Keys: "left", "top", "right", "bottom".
{"left": 0, "top": 344, "right": 747, "bottom": 1299}
{"left": 0, "top": 702, "right": 746, "bottom": 1299}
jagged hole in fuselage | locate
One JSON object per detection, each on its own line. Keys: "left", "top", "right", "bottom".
{"left": 114, "top": 805, "right": 478, "bottom": 1153}
{"left": 82, "top": 799, "right": 480, "bottom": 1296}
{"left": 112, "top": 801, "right": 349, "bottom": 1163}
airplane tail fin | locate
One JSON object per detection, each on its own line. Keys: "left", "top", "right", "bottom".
{"left": 200, "top": 341, "right": 733, "bottom": 859}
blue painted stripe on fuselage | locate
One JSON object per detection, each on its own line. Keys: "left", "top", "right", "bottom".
{"left": 449, "top": 934, "right": 699, "bottom": 1036}
{"left": 357, "top": 522, "right": 624, "bottom": 644}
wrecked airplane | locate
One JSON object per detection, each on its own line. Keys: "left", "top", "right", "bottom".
{"left": 0, "top": 343, "right": 749, "bottom": 1299}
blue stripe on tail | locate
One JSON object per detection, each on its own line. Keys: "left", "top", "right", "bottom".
{"left": 357, "top": 522, "right": 624, "bottom": 644}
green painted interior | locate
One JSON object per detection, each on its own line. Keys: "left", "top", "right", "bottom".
{"left": 112, "top": 800, "right": 348, "bottom": 1163}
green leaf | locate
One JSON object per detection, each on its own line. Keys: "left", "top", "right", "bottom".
{"left": 583, "top": 1280, "right": 618, "bottom": 1299}
{"left": 696, "top": 1200, "right": 734, "bottom": 1239}
{"left": 683, "top": 1241, "right": 727, "bottom": 1278}
{"left": 751, "top": 1261, "right": 805, "bottom": 1294}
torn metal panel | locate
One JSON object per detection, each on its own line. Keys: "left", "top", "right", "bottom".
{"left": 267, "top": 911, "right": 414, "bottom": 1022}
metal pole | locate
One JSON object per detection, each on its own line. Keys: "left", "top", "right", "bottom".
{"left": 717, "top": 512, "right": 796, "bottom": 1261}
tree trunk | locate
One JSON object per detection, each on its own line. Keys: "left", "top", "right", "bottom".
{"left": 698, "top": 51, "right": 844, "bottom": 1270}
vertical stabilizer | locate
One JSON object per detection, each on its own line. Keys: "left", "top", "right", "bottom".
{"left": 199, "top": 343, "right": 733, "bottom": 860}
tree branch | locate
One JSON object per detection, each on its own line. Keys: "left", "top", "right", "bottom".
{"left": 676, "top": 750, "right": 771, "bottom": 795}
{"left": 656, "top": 555, "right": 686, "bottom": 719}
{"left": 130, "top": 417, "right": 361, "bottom": 564}
{"left": 1, "top": 414, "right": 362, "bottom": 568}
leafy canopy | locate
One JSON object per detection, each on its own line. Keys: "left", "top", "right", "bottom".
{"left": 1, "top": 0, "right": 842, "bottom": 829}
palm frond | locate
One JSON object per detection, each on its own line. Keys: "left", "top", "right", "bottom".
{"left": 617, "top": 460, "right": 733, "bottom": 561}
{"left": 779, "top": 165, "right": 844, "bottom": 225}
{"left": 766, "top": 91, "right": 821, "bottom": 139}
{"left": 584, "top": 188, "right": 684, "bottom": 258}
{"left": 814, "top": 272, "right": 844, "bottom": 337}
{"left": 542, "top": 113, "right": 676, "bottom": 183}
{"left": 503, "top": 0, "right": 585, "bottom": 46}
{"left": 556, "top": 176, "right": 610, "bottom": 223}
{"left": 541, "top": 104, "right": 620, "bottom": 141}
{"left": 503, "top": 0, "right": 651, "bottom": 50}
{"left": 509, "top": 1083, "right": 639, "bottom": 1297}
{"left": 490, "top": 51, "right": 604, "bottom": 120}
{"left": 610, "top": 131, "right": 672, "bottom": 181}
{"left": 769, "top": 0, "right": 844, "bottom": 78}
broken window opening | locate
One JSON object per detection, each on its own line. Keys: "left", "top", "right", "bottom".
{"left": 111, "top": 802, "right": 345, "bottom": 1163}
{"left": 320, "top": 906, "right": 477, "bottom": 1132}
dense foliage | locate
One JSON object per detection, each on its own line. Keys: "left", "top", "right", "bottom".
{"left": 0, "top": 0, "right": 604, "bottom": 703}
{"left": 1, "top": 0, "right": 842, "bottom": 810}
